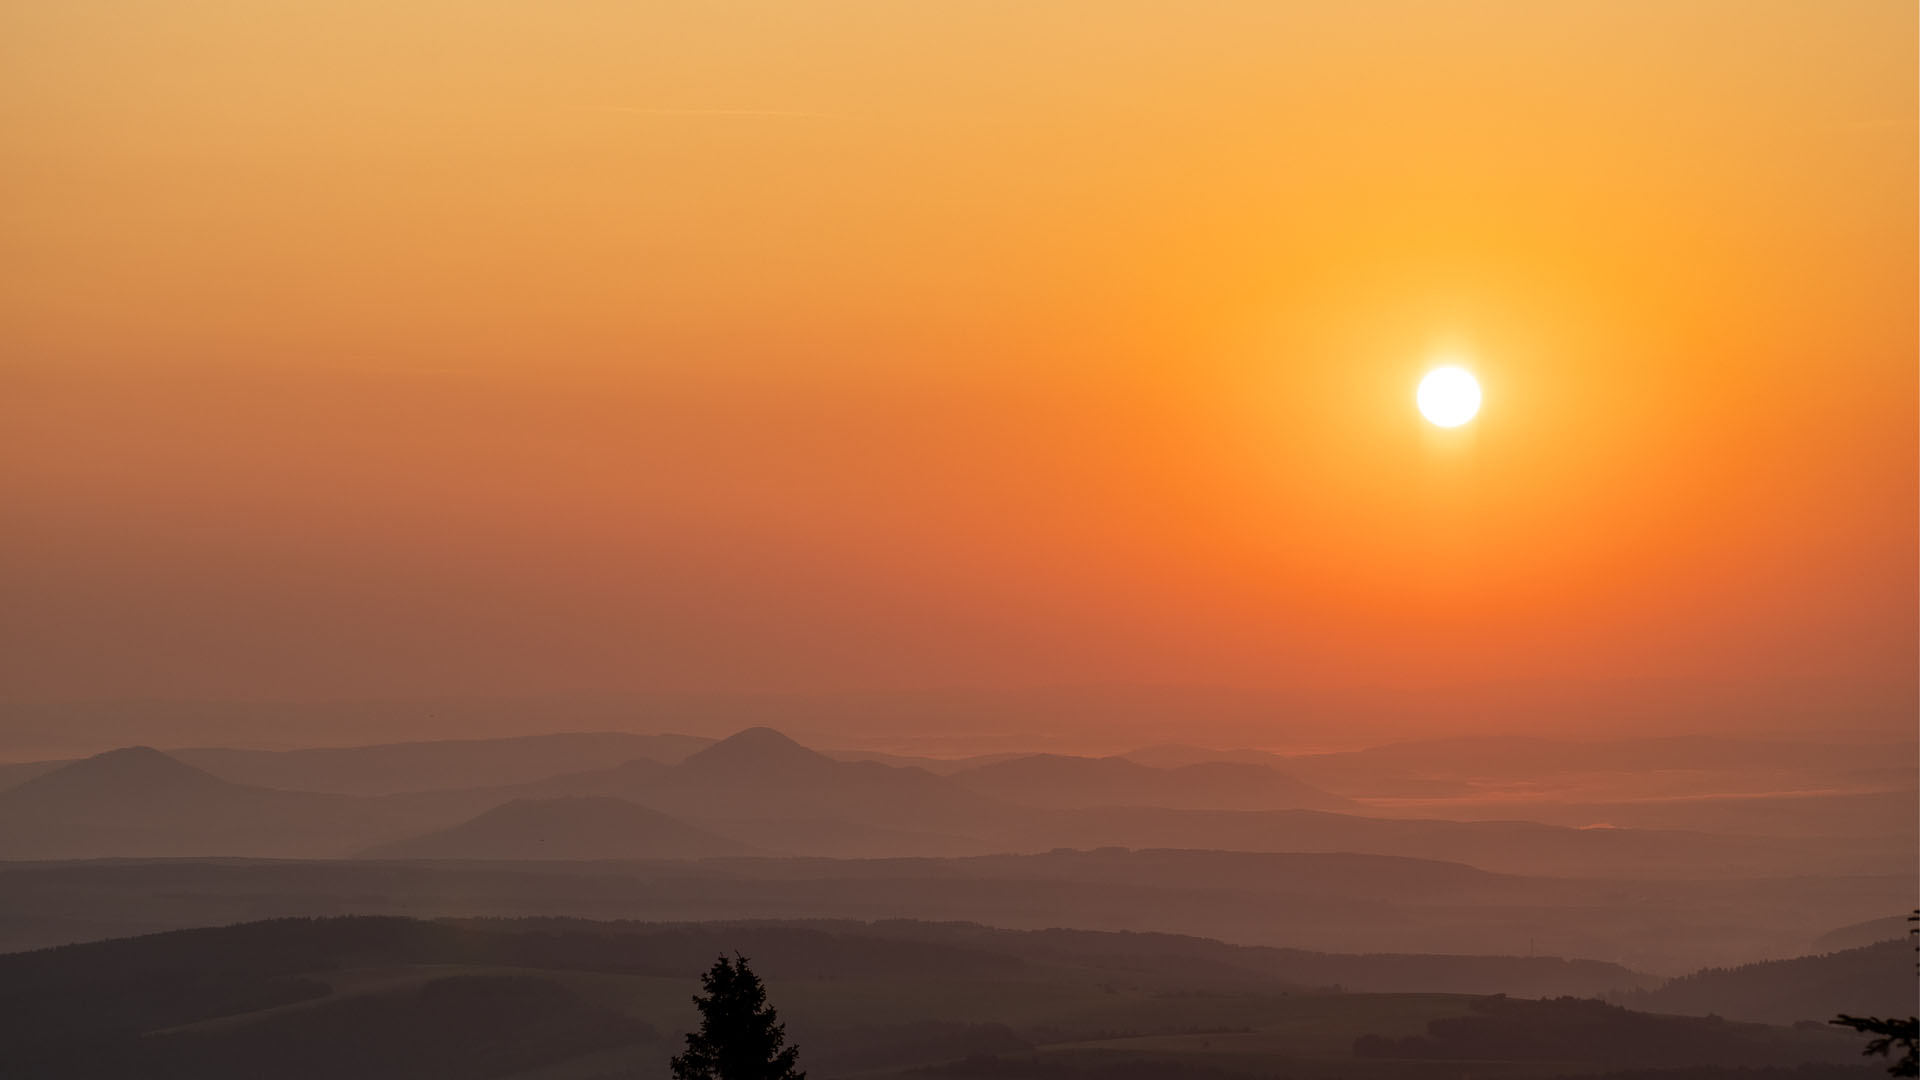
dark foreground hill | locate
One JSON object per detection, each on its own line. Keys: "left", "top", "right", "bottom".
{"left": 1353, "top": 993, "right": 1865, "bottom": 1069}
{"left": 1612, "top": 938, "right": 1917, "bottom": 1025}
{"left": 0, "top": 917, "right": 1872, "bottom": 1080}
{"left": 0, "top": 853, "right": 1905, "bottom": 974}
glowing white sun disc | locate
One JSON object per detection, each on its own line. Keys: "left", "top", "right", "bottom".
{"left": 1417, "top": 366, "right": 1482, "bottom": 427}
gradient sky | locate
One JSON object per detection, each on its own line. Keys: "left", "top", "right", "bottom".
{"left": 3, "top": 2, "right": 1914, "bottom": 741}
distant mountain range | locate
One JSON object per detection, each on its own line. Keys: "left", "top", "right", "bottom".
{"left": 172, "top": 732, "right": 715, "bottom": 795}
{"left": 0, "top": 728, "right": 1911, "bottom": 883}
{"left": 9, "top": 726, "right": 1905, "bottom": 816}
{"left": 8, "top": 682, "right": 1906, "bottom": 762}
{"left": 0, "top": 731, "right": 716, "bottom": 797}
{"left": 484, "top": 727, "right": 1015, "bottom": 854}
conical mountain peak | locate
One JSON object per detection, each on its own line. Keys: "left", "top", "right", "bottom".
{"left": 16, "top": 745, "right": 224, "bottom": 795}
{"left": 681, "top": 727, "right": 833, "bottom": 773}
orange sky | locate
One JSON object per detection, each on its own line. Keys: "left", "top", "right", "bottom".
{"left": 2, "top": 2, "right": 1914, "bottom": 741}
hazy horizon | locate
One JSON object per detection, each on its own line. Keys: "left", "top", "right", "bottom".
{"left": 3, "top": 674, "right": 1914, "bottom": 761}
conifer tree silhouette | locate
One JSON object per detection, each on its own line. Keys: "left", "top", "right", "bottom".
{"left": 670, "top": 954, "right": 804, "bottom": 1080}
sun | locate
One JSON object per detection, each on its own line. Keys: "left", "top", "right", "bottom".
{"left": 1417, "top": 365, "right": 1482, "bottom": 427}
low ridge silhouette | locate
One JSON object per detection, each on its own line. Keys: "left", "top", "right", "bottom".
{"left": 358, "top": 797, "right": 755, "bottom": 861}
{"left": 951, "top": 753, "right": 1354, "bottom": 812}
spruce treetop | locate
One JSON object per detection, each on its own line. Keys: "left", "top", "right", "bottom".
{"left": 670, "top": 954, "right": 804, "bottom": 1080}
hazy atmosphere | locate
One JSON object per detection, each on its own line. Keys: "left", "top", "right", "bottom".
{"left": 5, "top": 2, "right": 1914, "bottom": 745}
{"left": 2, "top": 3, "right": 1914, "bottom": 1079}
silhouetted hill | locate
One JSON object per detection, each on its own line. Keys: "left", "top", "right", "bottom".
{"left": 1811, "top": 914, "right": 1912, "bottom": 953}
{"left": 0, "top": 920, "right": 666, "bottom": 1078}
{"left": 0, "top": 914, "right": 1631, "bottom": 1035}
{"left": 0, "top": 917, "right": 1023, "bottom": 1048}
{"left": 501, "top": 726, "right": 1015, "bottom": 846}
{"left": 801, "top": 918, "right": 1659, "bottom": 997}
{"left": 1025, "top": 804, "right": 1901, "bottom": 879}
{"left": 172, "top": 732, "right": 713, "bottom": 795}
{"left": 2, "top": 730, "right": 1906, "bottom": 883}
{"left": 683, "top": 726, "right": 840, "bottom": 776}
{"left": 0, "top": 733, "right": 717, "bottom": 797}
{"left": 0, "top": 748, "right": 406, "bottom": 859}
{"left": 1353, "top": 994, "right": 1861, "bottom": 1068}
{"left": 1616, "top": 939, "right": 1916, "bottom": 1025}
{"left": 951, "top": 754, "right": 1355, "bottom": 812}
{"left": 10, "top": 746, "right": 221, "bottom": 808}
{"left": 0, "top": 916, "right": 1867, "bottom": 1080}
{"left": 3, "top": 854, "right": 1902, "bottom": 973}
{"left": 149, "top": 974, "right": 654, "bottom": 1080}
{"left": 0, "top": 759, "right": 64, "bottom": 792}
{"left": 501, "top": 756, "right": 677, "bottom": 799}
{"left": 359, "top": 797, "right": 754, "bottom": 860}
{"left": 477, "top": 729, "right": 1905, "bottom": 876}
{"left": 0, "top": 731, "right": 1009, "bottom": 861}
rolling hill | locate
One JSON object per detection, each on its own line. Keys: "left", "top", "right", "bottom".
{"left": 1812, "top": 914, "right": 1913, "bottom": 952}
{"left": 0, "top": 852, "right": 1904, "bottom": 972}
{"left": 1615, "top": 937, "right": 1918, "bottom": 1025}
{"left": 358, "top": 797, "right": 754, "bottom": 860}
{"left": 0, "top": 748, "right": 402, "bottom": 859}
{"left": 0, "top": 733, "right": 714, "bottom": 799}
{"left": 172, "top": 732, "right": 714, "bottom": 795}
{"left": 502, "top": 727, "right": 1017, "bottom": 846}
{"left": 0, "top": 916, "right": 1869, "bottom": 1080}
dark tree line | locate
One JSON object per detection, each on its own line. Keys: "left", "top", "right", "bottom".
{"left": 1828, "top": 909, "right": 1919, "bottom": 1077}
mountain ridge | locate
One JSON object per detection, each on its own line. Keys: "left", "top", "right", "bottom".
{"left": 358, "top": 797, "right": 756, "bottom": 861}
